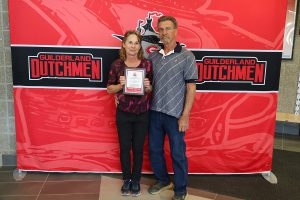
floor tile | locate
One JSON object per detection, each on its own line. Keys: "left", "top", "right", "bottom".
{"left": 140, "top": 174, "right": 156, "bottom": 186}
{"left": 47, "top": 173, "right": 101, "bottom": 181}
{"left": 188, "top": 174, "right": 258, "bottom": 199}
{"left": 37, "top": 194, "right": 99, "bottom": 200}
{"left": 162, "top": 190, "right": 213, "bottom": 200}
{"left": 0, "top": 182, "right": 44, "bottom": 195}
{"left": 40, "top": 180, "right": 100, "bottom": 195}
{"left": 0, "top": 171, "right": 48, "bottom": 182}
{"left": 215, "top": 194, "right": 242, "bottom": 200}
{"left": 0, "top": 196, "right": 37, "bottom": 200}
{"left": 188, "top": 187, "right": 217, "bottom": 199}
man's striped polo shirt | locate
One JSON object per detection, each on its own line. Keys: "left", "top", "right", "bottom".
{"left": 148, "top": 42, "right": 198, "bottom": 118}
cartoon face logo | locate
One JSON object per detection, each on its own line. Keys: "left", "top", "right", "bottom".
{"left": 112, "top": 11, "right": 163, "bottom": 58}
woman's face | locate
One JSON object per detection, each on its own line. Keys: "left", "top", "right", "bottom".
{"left": 123, "top": 34, "right": 141, "bottom": 57}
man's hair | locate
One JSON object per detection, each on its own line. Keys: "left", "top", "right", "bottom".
{"left": 119, "top": 30, "right": 144, "bottom": 61}
{"left": 157, "top": 16, "right": 178, "bottom": 29}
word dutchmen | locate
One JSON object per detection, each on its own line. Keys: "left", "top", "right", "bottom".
{"left": 29, "top": 53, "right": 102, "bottom": 81}
{"left": 197, "top": 57, "right": 266, "bottom": 85}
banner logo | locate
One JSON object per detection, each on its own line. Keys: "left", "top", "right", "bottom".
{"left": 28, "top": 52, "right": 102, "bottom": 82}
{"left": 112, "top": 11, "right": 163, "bottom": 58}
{"left": 196, "top": 56, "right": 267, "bottom": 85}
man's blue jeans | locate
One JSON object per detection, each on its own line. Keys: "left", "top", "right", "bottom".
{"left": 148, "top": 110, "right": 188, "bottom": 195}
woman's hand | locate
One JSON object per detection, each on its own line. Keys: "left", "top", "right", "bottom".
{"left": 119, "top": 76, "right": 126, "bottom": 86}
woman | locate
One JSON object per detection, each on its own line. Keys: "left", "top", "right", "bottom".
{"left": 107, "top": 30, "right": 152, "bottom": 197}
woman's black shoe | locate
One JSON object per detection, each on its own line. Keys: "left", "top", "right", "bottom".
{"left": 131, "top": 180, "right": 141, "bottom": 197}
{"left": 121, "top": 179, "right": 131, "bottom": 196}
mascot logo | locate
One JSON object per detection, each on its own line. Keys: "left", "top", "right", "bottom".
{"left": 112, "top": 11, "right": 163, "bottom": 58}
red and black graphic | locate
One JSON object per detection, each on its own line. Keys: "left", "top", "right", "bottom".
{"left": 8, "top": 1, "right": 287, "bottom": 173}
{"left": 112, "top": 11, "right": 186, "bottom": 58}
{"left": 113, "top": 11, "right": 162, "bottom": 58}
{"left": 193, "top": 51, "right": 282, "bottom": 91}
{"left": 29, "top": 53, "right": 102, "bottom": 82}
{"left": 9, "top": 0, "right": 287, "bottom": 51}
{"left": 197, "top": 56, "right": 266, "bottom": 85}
{"left": 12, "top": 47, "right": 119, "bottom": 88}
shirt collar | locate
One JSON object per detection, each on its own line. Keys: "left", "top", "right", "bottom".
{"left": 159, "top": 49, "right": 174, "bottom": 57}
{"left": 158, "top": 42, "right": 182, "bottom": 56}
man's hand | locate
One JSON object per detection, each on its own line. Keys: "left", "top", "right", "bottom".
{"left": 144, "top": 78, "right": 152, "bottom": 92}
{"left": 178, "top": 114, "right": 189, "bottom": 133}
{"left": 178, "top": 83, "right": 196, "bottom": 133}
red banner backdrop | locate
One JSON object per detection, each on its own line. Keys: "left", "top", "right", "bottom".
{"left": 9, "top": 0, "right": 287, "bottom": 173}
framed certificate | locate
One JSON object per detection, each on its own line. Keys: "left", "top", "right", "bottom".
{"left": 124, "top": 67, "right": 145, "bottom": 95}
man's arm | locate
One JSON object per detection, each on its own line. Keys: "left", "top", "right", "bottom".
{"left": 178, "top": 82, "right": 196, "bottom": 132}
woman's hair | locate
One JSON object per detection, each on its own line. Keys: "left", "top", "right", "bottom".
{"left": 119, "top": 30, "right": 144, "bottom": 61}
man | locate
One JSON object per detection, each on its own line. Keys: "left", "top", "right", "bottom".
{"left": 147, "top": 16, "right": 198, "bottom": 200}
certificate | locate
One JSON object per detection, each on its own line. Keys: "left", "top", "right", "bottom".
{"left": 124, "top": 67, "right": 145, "bottom": 95}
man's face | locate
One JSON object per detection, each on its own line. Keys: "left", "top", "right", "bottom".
{"left": 157, "top": 20, "right": 177, "bottom": 45}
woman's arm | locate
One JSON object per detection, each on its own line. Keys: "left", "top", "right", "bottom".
{"left": 107, "top": 76, "right": 125, "bottom": 94}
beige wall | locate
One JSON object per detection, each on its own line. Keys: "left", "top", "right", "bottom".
{"left": 0, "top": 0, "right": 14, "bottom": 166}
{"left": 0, "top": 0, "right": 299, "bottom": 165}
{"left": 278, "top": 10, "right": 300, "bottom": 113}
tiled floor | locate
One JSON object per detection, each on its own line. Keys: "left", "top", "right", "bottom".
{"left": 0, "top": 133, "right": 299, "bottom": 200}
{"left": 0, "top": 169, "right": 240, "bottom": 200}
